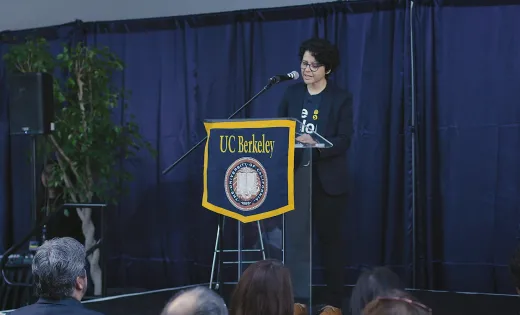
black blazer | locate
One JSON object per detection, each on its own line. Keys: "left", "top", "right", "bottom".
{"left": 9, "top": 297, "right": 103, "bottom": 315}
{"left": 278, "top": 82, "right": 353, "bottom": 195}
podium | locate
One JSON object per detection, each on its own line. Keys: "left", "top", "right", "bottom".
{"left": 201, "top": 118, "right": 332, "bottom": 312}
{"left": 283, "top": 119, "right": 332, "bottom": 313}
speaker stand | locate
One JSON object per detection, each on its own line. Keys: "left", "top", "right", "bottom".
{"left": 23, "top": 134, "right": 42, "bottom": 252}
{"left": 30, "top": 135, "right": 38, "bottom": 229}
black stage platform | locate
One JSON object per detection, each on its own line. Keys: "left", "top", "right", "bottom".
{"left": 3, "top": 285, "right": 516, "bottom": 315}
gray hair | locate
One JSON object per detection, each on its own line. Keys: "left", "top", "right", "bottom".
{"left": 162, "top": 286, "right": 228, "bottom": 315}
{"left": 32, "top": 237, "right": 86, "bottom": 298}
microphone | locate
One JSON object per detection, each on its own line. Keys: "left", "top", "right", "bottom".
{"left": 269, "top": 71, "right": 300, "bottom": 84}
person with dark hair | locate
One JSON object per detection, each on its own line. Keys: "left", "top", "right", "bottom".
{"left": 39, "top": 162, "right": 85, "bottom": 244}
{"left": 349, "top": 267, "right": 405, "bottom": 315}
{"left": 278, "top": 37, "right": 353, "bottom": 315}
{"left": 10, "top": 237, "right": 102, "bottom": 315}
{"left": 362, "top": 289, "right": 432, "bottom": 315}
{"left": 229, "top": 259, "right": 294, "bottom": 315}
{"left": 161, "top": 286, "right": 228, "bottom": 315}
{"left": 509, "top": 245, "right": 520, "bottom": 295}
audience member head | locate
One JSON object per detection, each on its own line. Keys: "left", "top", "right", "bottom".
{"left": 32, "top": 237, "right": 87, "bottom": 300}
{"left": 230, "top": 259, "right": 293, "bottom": 315}
{"left": 363, "top": 289, "right": 432, "bottom": 315}
{"left": 509, "top": 245, "right": 520, "bottom": 294}
{"left": 161, "top": 286, "right": 228, "bottom": 315}
{"left": 350, "top": 266, "right": 404, "bottom": 315}
{"left": 299, "top": 37, "right": 340, "bottom": 83}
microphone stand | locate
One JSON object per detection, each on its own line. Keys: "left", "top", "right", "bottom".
{"left": 161, "top": 77, "right": 281, "bottom": 294}
{"left": 162, "top": 78, "right": 278, "bottom": 175}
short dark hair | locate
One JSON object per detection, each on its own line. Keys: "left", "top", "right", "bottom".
{"left": 350, "top": 267, "right": 404, "bottom": 315}
{"left": 298, "top": 37, "right": 340, "bottom": 74}
{"left": 510, "top": 245, "right": 520, "bottom": 290}
{"left": 161, "top": 286, "right": 228, "bottom": 315}
{"left": 230, "top": 259, "right": 293, "bottom": 315}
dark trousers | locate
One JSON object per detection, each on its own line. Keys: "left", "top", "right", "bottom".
{"left": 312, "top": 173, "right": 346, "bottom": 308}
{"left": 285, "top": 164, "right": 346, "bottom": 309}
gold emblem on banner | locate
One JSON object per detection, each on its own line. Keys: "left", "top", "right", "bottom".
{"left": 224, "top": 157, "right": 268, "bottom": 212}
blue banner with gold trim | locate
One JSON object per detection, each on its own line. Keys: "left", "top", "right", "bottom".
{"left": 202, "top": 119, "right": 296, "bottom": 223}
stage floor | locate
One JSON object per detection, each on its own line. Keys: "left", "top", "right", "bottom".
{"left": 2, "top": 285, "right": 518, "bottom": 315}
{"left": 83, "top": 285, "right": 520, "bottom": 315}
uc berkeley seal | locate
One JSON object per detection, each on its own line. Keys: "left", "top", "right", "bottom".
{"left": 224, "top": 157, "right": 268, "bottom": 211}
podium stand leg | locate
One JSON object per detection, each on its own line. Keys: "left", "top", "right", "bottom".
{"left": 209, "top": 215, "right": 224, "bottom": 292}
{"left": 209, "top": 217, "right": 267, "bottom": 291}
{"left": 283, "top": 162, "right": 313, "bottom": 312}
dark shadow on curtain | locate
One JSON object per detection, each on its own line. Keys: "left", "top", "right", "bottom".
{"left": 413, "top": 1, "right": 520, "bottom": 293}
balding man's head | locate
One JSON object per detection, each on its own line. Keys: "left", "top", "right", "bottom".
{"left": 161, "top": 287, "right": 228, "bottom": 315}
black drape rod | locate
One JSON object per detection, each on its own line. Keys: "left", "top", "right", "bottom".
{"left": 409, "top": 0, "right": 418, "bottom": 289}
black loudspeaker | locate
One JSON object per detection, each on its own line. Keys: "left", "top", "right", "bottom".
{"left": 8, "top": 72, "right": 54, "bottom": 135}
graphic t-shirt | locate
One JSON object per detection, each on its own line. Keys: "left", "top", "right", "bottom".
{"left": 299, "top": 90, "right": 322, "bottom": 166}
{"left": 300, "top": 91, "right": 321, "bottom": 135}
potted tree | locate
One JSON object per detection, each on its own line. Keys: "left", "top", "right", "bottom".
{"left": 3, "top": 37, "right": 155, "bottom": 295}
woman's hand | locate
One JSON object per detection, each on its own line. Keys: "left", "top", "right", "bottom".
{"left": 296, "top": 133, "right": 317, "bottom": 145}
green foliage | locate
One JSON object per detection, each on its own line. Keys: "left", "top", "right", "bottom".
{"left": 3, "top": 38, "right": 156, "bottom": 206}
{"left": 3, "top": 38, "right": 54, "bottom": 73}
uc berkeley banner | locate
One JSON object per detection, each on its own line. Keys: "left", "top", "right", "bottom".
{"left": 202, "top": 119, "right": 296, "bottom": 223}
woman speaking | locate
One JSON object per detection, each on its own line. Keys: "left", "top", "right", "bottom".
{"left": 278, "top": 37, "right": 353, "bottom": 315}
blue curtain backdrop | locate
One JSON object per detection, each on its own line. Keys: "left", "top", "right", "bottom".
{"left": 74, "top": 1, "right": 411, "bottom": 289}
{"left": 0, "top": 0, "right": 518, "bottom": 294}
{"left": 413, "top": 0, "right": 520, "bottom": 293}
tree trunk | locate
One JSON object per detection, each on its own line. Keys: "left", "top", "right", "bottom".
{"left": 77, "top": 207, "right": 102, "bottom": 296}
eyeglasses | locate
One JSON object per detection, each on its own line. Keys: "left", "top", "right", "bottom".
{"left": 301, "top": 61, "right": 323, "bottom": 72}
{"left": 376, "top": 296, "right": 432, "bottom": 313}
